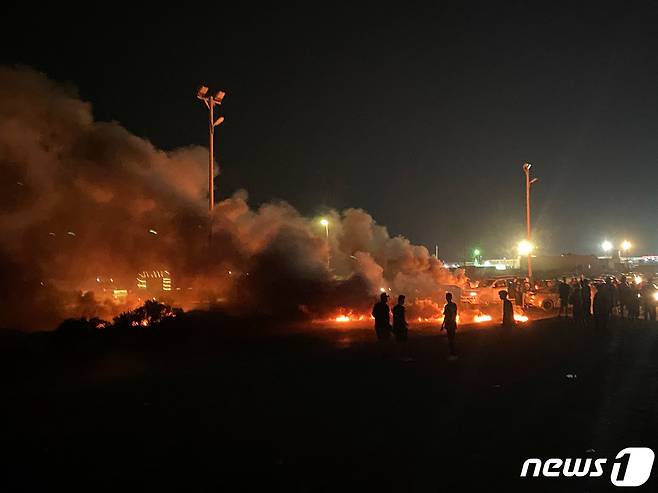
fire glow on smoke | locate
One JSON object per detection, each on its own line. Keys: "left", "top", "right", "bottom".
{"left": 0, "top": 66, "right": 531, "bottom": 332}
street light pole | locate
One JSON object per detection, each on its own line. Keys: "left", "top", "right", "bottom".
{"left": 196, "top": 85, "right": 226, "bottom": 212}
{"left": 523, "top": 162, "right": 538, "bottom": 281}
{"left": 320, "top": 218, "right": 330, "bottom": 269}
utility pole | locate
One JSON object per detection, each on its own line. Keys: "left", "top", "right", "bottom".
{"left": 196, "top": 85, "right": 226, "bottom": 212}
{"left": 522, "top": 162, "right": 538, "bottom": 280}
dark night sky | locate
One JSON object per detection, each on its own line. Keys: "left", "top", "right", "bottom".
{"left": 3, "top": 2, "right": 658, "bottom": 259}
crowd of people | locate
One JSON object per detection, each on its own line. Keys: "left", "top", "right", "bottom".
{"left": 370, "top": 274, "right": 658, "bottom": 361}
{"left": 557, "top": 275, "right": 657, "bottom": 329}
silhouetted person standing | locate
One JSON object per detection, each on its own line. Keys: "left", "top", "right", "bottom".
{"left": 593, "top": 283, "right": 610, "bottom": 330}
{"left": 500, "top": 290, "right": 515, "bottom": 328}
{"left": 628, "top": 285, "right": 640, "bottom": 321}
{"left": 513, "top": 279, "right": 523, "bottom": 307}
{"left": 640, "top": 282, "right": 656, "bottom": 322}
{"left": 570, "top": 280, "right": 583, "bottom": 325}
{"left": 605, "top": 277, "right": 617, "bottom": 316}
{"left": 558, "top": 277, "right": 570, "bottom": 318}
{"left": 581, "top": 279, "right": 592, "bottom": 321}
{"left": 522, "top": 279, "right": 531, "bottom": 308}
{"left": 441, "top": 292, "right": 458, "bottom": 360}
{"left": 392, "top": 295, "right": 408, "bottom": 342}
{"left": 618, "top": 277, "right": 630, "bottom": 318}
{"left": 372, "top": 292, "right": 391, "bottom": 340}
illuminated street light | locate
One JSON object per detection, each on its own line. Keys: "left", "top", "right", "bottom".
{"left": 196, "top": 85, "right": 226, "bottom": 212}
{"left": 621, "top": 240, "right": 632, "bottom": 252}
{"left": 517, "top": 240, "right": 534, "bottom": 256}
{"left": 601, "top": 240, "right": 613, "bottom": 253}
{"left": 522, "top": 162, "right": 539, "bottom": 280}
{"left": 319, "top": 218, "right": 330, "bottom": 268}
{"left": 319, "top": 218, "right": 329, "bottom": 238}
{"left": 473, "top": 248, "right": 481, "bottom": 257}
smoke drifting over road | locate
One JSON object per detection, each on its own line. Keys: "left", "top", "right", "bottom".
{"left": 0, "top": 66, "right": 462, "bottom": 331}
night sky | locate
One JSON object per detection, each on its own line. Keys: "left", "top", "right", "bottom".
{"left": 4, "top": 2, "right": 658, "bottom": 259}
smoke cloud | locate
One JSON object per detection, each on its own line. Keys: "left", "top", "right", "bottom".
{"left": 0, "top": 66, "right": 463, "bottom": 331}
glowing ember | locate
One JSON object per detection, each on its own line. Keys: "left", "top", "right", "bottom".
{"left": 335, "top": 315, "right": 351, "bottom": 323}
{"left": 514, "top": 313, "right": 529, "bottom": 323}
{"left": 473, "top": 314, "right": 493, "bottom": 323}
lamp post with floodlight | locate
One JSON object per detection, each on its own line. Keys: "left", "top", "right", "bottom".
{"left": 196, "top": 85, "right": 226, "bottom": 212}
{"left": 621, "top": 240, "right": 631, "bottom": 257}
{"left": 320, "top": 218, "right": 330, "bottom": 269}
{"left": 522, "top": 162, "right": 538, "bottom": 280}
{"left": 620, "top": 240, "right": 632, "bottom": 267}
{"left": 320, "top": 218, "right": 329, "bottom": 239}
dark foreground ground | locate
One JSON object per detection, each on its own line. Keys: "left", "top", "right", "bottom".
{"left": 2, "top": 314, "right": 658, "bottom": 492}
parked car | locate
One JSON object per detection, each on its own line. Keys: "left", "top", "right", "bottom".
{"left": 527, "top": 288, "right": 559, "bottom": 311}
{"left": 461, "top": 277, "right": 516, "bottom": 306}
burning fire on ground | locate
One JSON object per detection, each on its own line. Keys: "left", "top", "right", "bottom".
{"left": 316, "top": 305, "right": 530, "bottom": 326}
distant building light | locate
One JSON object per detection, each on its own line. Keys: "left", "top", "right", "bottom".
{"left": 113, "top": 289, "right": 128, "bottom": 301}
{"left": 137, "top": 270, "right": 172, "bottom": 291}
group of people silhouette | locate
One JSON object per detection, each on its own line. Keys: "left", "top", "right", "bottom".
{"left": 371, "top": 290, "right": 515, "bottom": 361}
{"left": 369, "top": 274, "right": 657, "bottom": 361}
{"left": 558, "top": 275, "right": 657, "bottom": 329}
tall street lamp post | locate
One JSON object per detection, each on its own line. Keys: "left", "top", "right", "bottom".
{"left": 522, "top": 162, "right": 538, "bottom": 280}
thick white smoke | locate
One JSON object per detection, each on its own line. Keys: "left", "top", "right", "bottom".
{"left": 0, "top": 66, "right": 463, "bottom": 331}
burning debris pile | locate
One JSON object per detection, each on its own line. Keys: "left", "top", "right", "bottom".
{"left": 56, "top": 299, "right": 181, "bottom": 337}
{"left": 0, "top": 66, "right": 471, "bottom": 331}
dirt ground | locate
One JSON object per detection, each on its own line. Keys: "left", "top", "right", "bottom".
{"left": 2, "top": 314, "right": 658, "bottom": 492}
